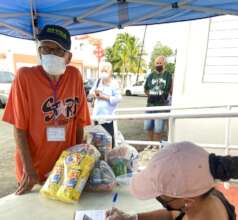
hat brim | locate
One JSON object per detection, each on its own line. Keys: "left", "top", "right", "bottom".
{"left": 129, "top": 168, "right": 162, "bottom": 200}
{"left": 37, "top": 37, "right": 70, "bottom": 51}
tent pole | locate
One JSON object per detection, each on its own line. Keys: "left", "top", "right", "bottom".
{"left": 29, "top": 0, "right": 38, "bottom": 40}
{"left": 136, "top": 25, "right": 147, "bottom": 82}
{"left": 29, "top": 0, "right": 40, "bottom": 63}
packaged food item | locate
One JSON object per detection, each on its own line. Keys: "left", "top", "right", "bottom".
{"left": 40, "top": 144, "right": 100, "bottom": 203}
{"left": 110, "top": 159, "right": 127, "bottom": 177}
{"left": 87, "top": 160, "right": 116, "bottom": 192}
{"left": 40, "top": 151, "right": 69, "bottom": 199}
{"left": 56, "top": 166, "right": 91, "bottom": 203}
{"left": 107, "top": 144, "right": 138, "bottom": 173}
{"left": 84, "top": 125, "right": 112, "bottom": 160}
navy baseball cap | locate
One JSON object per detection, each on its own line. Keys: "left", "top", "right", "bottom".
{"left": 37, "top": 25, "right": 71, "bottom": 51}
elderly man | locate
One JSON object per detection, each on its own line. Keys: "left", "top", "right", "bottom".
{"left": 144, "top": 55, "right": 172, "bottom": 142}
{"left": 2, "top": 24, "right": 91, "bottom": 195}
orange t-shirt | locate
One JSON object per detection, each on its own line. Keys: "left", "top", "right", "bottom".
{"left": 2, "top": 65, "right": 91, "bottom": 182}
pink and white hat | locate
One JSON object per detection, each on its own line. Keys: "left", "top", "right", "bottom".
{"left": 130, "top": 141, "right": 215, "bottom": 200}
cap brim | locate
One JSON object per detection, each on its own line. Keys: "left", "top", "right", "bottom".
{"left": 129, "top": 168, "right": 161, "bottom": 200}
{"left": 38, "top": 39, "right": 69, "bottom": 51}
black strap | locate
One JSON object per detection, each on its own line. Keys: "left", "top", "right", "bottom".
{"left": 175, "top": 212, "right": 185, "bottom": 220}
{"left": 95, "top": 79, "right": 101, "bottom": 89}
{"left": 91, "top": 79, "right": 101, "bottom": 108}
{"left": 212, "top": 190, "right": 236, "bottom": 220}
{"left": 175, "top": 190, "right": 236, "bottom": 220}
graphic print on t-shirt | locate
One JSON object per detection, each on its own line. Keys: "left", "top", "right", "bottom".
{"left": 42, "top": 96, "right": 79, "bottom": 122}
{"left": 149, "top": 78, "right": 167, "bottom": 96}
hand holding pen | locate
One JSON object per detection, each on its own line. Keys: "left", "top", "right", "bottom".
{"left": 110, "top": 192, "right": 118, "bottom": 216}
{"left": 106, "top": 192, "right": 138, "bottom": 220}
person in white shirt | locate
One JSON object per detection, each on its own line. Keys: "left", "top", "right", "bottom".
{"left": 89, "top": 62, "right": 122, "bottom": 148}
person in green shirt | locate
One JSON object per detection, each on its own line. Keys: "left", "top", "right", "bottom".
{"left": 144, "top": 55, "right": 172, "bottom": 142}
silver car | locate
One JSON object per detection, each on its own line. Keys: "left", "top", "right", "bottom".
{"left": 0, "top": 71, "right": 14, "bottom": 108}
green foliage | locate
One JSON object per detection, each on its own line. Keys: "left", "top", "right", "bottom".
{"left": 165, "top": 63, "right": 175, "bottom": 75}
{"left": 105, "top": 33, "right": 147, "bottom": 83}
{"left": 149, "top": 41, "right": 175, "bottom": 74}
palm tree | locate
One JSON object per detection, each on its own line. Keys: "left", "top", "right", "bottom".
{"left": 105, "top": 33, "right": 146, "bottom": 87}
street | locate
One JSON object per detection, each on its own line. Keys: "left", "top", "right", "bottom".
{"left": 0, "top": 95, "right": 147, "bottom": 197}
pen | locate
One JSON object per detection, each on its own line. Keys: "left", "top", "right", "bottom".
{"left": 110, "top": 192, "right": 118, "bottom": 216}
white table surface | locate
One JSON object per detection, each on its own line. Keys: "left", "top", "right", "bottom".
{"left": 0, "top": 185, "right": 160, "bottom": 220}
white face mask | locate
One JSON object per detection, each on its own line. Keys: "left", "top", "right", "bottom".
{"left": 41, "top": 54, "right": 66, "bottom": 76}
{"left": 99, "top": 72, "right": 110, "bottom": 80}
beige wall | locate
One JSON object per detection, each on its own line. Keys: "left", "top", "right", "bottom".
{"left": 172, "top": 18, "right": 238, "bottom": 151}
{"left": 11, "top": 53, "right": 83, "bottom": 76}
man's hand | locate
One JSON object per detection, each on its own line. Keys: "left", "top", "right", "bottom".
{"left": 15, "top": 169, "right": 39, "bottom": 195}
{"left": 14, "top": 127, "right": 39, "bottom": 195}
{"left": 106, "top": 208, "right": 137, "bottom": 220}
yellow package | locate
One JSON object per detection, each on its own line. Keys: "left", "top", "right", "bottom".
{"left": 56, "top": 155, "right": 96, "bottom": 203}
{"left": 80, "top": 155, "right": 96, "bottom": 172}
{"left": 64, "top": 152, "right": 85, "bottom": 167}
{"left": 40, "top": 151, "right": 69, "bottom": 199}
{"left": 41, "top": 145, "right": 100, "bottom": 203}
{"left": 56, "top": 167, "right": 82, "bottom": 203}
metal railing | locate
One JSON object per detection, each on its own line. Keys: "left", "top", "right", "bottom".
{"left": 92, "top": 104, "right": 238, "bottom": 155}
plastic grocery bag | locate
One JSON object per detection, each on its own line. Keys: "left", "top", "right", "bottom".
{"left": 107, "top": 144, "right": 138, "bottom": 174}
{"left": 84, "top": 125, "right": 112, "bottom": 161}
{"left": 40, "top": 144, "right": 100, "bottom": 203}
{"left": 86, "top": 160, "right": 116, "bottom": 192}
{"left": 134, "top": 145, "right": 160, "bottom": 171}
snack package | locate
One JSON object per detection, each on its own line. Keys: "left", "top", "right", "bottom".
{"left": 56, "top": 155, "right": 95, "bottom": 203}
{"left": 87, "top": 160, "right": 116, "bottom": 192}
{"left": 40, "top": 151, "right": 69, "bottom": 200}
{"left": 40, "top": 144, "right": 100, "bottom": 203}
{"left": 84, "top": 125, "right": 112, "bottom": 161}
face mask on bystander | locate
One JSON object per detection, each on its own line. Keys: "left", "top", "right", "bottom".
{"left": 156, "top": 65, "right": 164, "bottom": 73}
{"left": 99, "top": 72, "right": 110, "bottom": 80}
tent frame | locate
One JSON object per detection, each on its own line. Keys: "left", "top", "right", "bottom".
{"left": 0, "top": 0, "right": 238, "bottom": 39}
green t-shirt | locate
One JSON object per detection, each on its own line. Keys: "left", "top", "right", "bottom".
{"left": 144, "top": 71, "right": 172, "bottom": 106}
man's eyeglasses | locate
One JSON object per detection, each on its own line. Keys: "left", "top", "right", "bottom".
{"left": 39, "top": 46, "right": 66, "bottom": 57}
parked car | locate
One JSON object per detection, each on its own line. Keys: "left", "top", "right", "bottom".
{"left": 0, "top": 71, "right": 14, "bottom": 108}
{"left": 124, "top": 80, "right": 145, "bottom": 96}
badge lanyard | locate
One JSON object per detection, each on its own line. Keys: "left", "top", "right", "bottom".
{"left": 43, "top": 72, "right": 61, "bottom": 103}
{"left": 43, "top": 73, "right": 66, "bottom": 142}
{"left": 48, "top": 78, "right": 60, "bottom": 103}
{"left": 44, "top": 74, "right": 62, "bottom": 123}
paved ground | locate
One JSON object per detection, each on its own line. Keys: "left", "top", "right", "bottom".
{"left": 0, "top": 108, "right": 16, "bottom": 198}
{"left": 0, "top": 95, "right": 147, "bottom": 198}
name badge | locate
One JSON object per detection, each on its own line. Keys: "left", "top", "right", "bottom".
{"left": 47, "top": 127, "right": 65, "bottom": 142}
